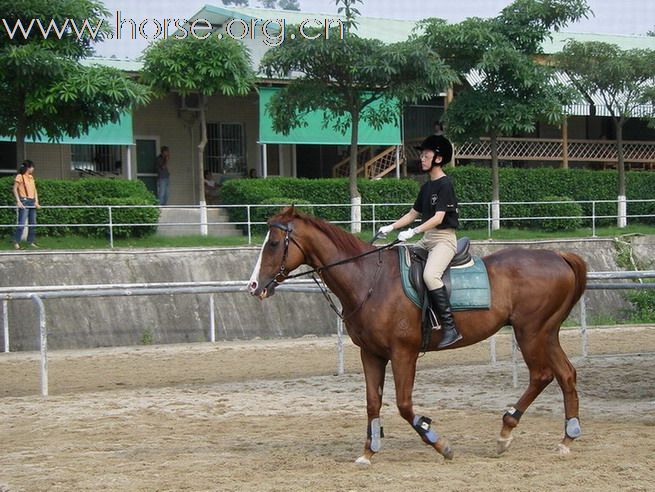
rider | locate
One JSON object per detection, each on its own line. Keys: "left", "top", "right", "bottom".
{"left": 378, "top": 134, "right": 462, "bottom": 348}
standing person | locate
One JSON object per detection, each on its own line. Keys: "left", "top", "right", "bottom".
{"left": 377, "top": 134, "right": 462, "bottom": 348}
{"left": 156, "top": 146, "right": 170, "bottom": 205}
{"left": 12, "top": 160, "right": 41, "bottom": 250}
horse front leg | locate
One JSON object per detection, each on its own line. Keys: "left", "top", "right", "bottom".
{"left": 392, "top": 350, "right": 454, "bottom": 461}
{"left": 355, "top": 349, "right": 388, "bottom": 465}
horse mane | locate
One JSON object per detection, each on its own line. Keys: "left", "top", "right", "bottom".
{"left": 270, "top": 207, "right": 371, "bottom": 256}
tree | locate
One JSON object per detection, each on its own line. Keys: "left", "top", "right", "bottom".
{"left": 141, "top": 35, "right": 255, "bottom": 235}
{"left": 556, "top": 41, "right": 655, "bottom": 227}
{"left": 419, "top": 0, "right": 590, "bottom": 230}
{"left": 0, "top": 0, "right": 149, "bottom": 165}
{"left": 260, "top": 0, "right": 457, "bottom": 232}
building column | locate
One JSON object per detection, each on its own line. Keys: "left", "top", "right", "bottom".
{"left": 562, "top": 116, "right": 569, "bottom": 169}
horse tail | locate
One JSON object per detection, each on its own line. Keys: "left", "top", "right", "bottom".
{"left": 559, "top": 252, "right": 588, "bottom": 303}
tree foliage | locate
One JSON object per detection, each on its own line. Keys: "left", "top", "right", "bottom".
{"left": 260, "top": 1, "right": 458, "bottom": 222}
{"left": 141, "top": 36, "right": 256, "bottom": 98}
{"left": 556, "top": 40, "right": 655, "bottom": 201}
{"left": 418, "top": 0, "right": 590, "bottom": 229}
{"left": 420, "top": 0, "right": 590, "bottom": 142}
{"left": 221, "top": 0, "right": 301, "bottom": 9}
{"left": 0, "top": 0, "right": 149, "bottom": 164}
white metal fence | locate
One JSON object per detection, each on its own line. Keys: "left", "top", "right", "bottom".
{"left": 1, "top": 271, "right": 653, "bottom": 397}
{"left": 2, "top": 198, "right": 655, "bottom": 246}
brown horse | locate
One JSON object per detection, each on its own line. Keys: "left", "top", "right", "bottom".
{"left": 248, "top": 207, "right": 587, "bottom": 464}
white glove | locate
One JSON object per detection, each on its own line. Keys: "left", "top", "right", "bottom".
{"left": 377, "top": 224, "right": 394, "bottom": 237}
{"left": 398, "top": 228, "right": 417, "bottom": 242}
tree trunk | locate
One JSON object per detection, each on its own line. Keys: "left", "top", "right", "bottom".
{"left": 15, "top": 111, "right": 27, "bottom": 166}
{"left": 490, "top": 130, "right": 500, "bottom": 231}
{"left": 349, "top": 109, "right": 361, "bottom": 234}
{"left": 198, "top": 97, "right": 208, "bottom": 236}
{"left": 615, "top": 119, "right": 627, "bottom": 228}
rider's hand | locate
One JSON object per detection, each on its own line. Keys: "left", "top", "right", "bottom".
{"left": 377, "top": 224, "right": 394, "bottom": 237}
{"left": 398, "top": 228, "right": 417, "bottom": 242}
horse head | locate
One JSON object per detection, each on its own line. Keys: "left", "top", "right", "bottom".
{"left": 248, "top": 206, "right": 308, "bottom": 299}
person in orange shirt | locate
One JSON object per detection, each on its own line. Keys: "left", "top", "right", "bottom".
{"left": 12, "top": 160, "right": 41, "bottom": 249}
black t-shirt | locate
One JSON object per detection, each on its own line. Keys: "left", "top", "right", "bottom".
{"left": 412, "top": 175, "right": 459, "bottom": 229}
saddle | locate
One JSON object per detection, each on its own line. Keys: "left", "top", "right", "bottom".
{"left": 397, "top": 237, "right": 491, "bottom": 351}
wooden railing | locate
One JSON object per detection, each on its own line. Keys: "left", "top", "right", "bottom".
{"left": 406, "top": 137, "right": 655, "bottom": 170}
{"left": 332, "top": 145, "right": 404, "bottom": 178}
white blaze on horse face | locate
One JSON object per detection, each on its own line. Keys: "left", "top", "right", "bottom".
{"left": 248, "top": 231, "right": 270, "bottom": 294}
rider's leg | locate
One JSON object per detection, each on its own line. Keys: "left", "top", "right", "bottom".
{"left": 421, "top": 230, "right": 461, "bottom": 348}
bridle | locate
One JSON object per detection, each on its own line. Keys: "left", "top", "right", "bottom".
{"left": 261, "top": 221, "right": 399, "bottom": 320}
{"left": 261, "top": 221, "right": 309, "bottom": 292}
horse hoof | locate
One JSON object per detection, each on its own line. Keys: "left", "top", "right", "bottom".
{"left": 557, "top": 443, "right": 571, "bottom": 455}
{"left": 496, "top": 435, "right": 514, "bottom": 454}
{"left": 355, "top": 456, "right": 371, "bottom": 466}
{"left": 436, "top": 438, "right": 454, "bottom": 460}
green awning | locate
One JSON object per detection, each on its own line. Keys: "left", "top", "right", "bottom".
{"left": 259, "top": 87, "right": 401, "bottom": 145}
{"left": 0, "top": 113, "right": 133, "bottom": 145}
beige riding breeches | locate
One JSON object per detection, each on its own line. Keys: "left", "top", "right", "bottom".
{"left": 415, "top": 228, "right": 457, "bottom": 290}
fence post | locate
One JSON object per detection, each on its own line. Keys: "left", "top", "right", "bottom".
{"left": 336, "top": 318, "right": 345, "bottom": 376}
{"left": 580, "top": 294, "right": 588, "bottom": 358}
{"left": 30, "top": 294, "right": 48, "bottom": 397}
{"left": 592, "top": 201, "right": 596, "bottom": 238}
{"left": 3, "top": 299, "right": 8, "bottom": 353}
{"left": 209, "top": 294, "right": 216, "bottom": 343}
{"left": 247, "top": 205, "right": 252, "bottom": 245}
{"left": 489, "top": 334, "right": 496, "bottom": 365}
{"left": 372, "top": 204, "right": 376, "bottom": 237}
{"left": 487, "top": 202, "right": 492, "bottom": 238}
{"left": 511, "top": 329, "right": 518, "bottom": 389}
{"left": 108, "top": 206, "right": 114, "bottom": 249}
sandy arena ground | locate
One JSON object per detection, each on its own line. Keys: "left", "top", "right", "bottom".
{"left": 1, "top": 326, "right": 654, "bottom": 491}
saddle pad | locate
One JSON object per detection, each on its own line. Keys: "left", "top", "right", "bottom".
{"left": 398, "top": 246, "right": 491, "bottom": 311}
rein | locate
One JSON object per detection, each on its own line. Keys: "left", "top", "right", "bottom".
{"left": 265, "top": 222, "right": 399, "bottom": 320}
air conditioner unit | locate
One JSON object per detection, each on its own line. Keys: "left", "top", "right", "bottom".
{"left": 179, "top": 93, "right": 202, "bottom": 111}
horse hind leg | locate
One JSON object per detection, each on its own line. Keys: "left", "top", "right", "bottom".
{"left": 549, "top": 344, "right": 581, "bottom": 455}
{"left": 497, "top": 329, "right": 555, "bottom": 455}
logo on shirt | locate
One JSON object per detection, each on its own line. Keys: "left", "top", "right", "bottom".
{"left": 431, "top": 194, "right": 438, "bottom": 206}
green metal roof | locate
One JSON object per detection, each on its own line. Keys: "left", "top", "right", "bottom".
{"left": 81, "top": 56, "right": 143, "bottom": 72}
{"left": 542, "top": 31, "right": 655, "bottom": 54}
{"left": 197, "top": 5, "right": 418, "bottom": 44}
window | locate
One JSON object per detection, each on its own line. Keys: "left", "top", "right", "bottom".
{"left": 206, "top": 123, "right": 246, "bottom": 175}
{"left": 0, "top": 142, "right": 17, "bottom": 176}
{"left": 71, "top": 144, "right": 122, "bottom": 173}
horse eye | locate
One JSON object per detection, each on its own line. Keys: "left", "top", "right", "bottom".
{"left": 268, "top": 240, "right": 279, "bottom": 248}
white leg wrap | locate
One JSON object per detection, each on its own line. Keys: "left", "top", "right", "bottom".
{"left": 370, "top": 418, "right": 382, "bottom": 452}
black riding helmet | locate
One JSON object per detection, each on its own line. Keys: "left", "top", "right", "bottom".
{"left": 414, "top": 135, "right": 453, "bottom": 169}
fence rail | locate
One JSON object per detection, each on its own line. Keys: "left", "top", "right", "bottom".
{"left": 2, "top": 197, "right": 655, "bottom": 246}
{"left": 1, "top": 271, "right": 653, "bottom": 396}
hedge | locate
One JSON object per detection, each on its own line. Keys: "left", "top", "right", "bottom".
{"left": 221, "top": 167, "right": 655, "bottom": 232}
{"left": 221, "top": 177, "right": 419, "bottom": 231}
{"left": 0, "top": 177, "right": 159, "bottom": 238}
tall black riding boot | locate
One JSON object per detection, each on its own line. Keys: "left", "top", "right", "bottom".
{"left": 428, "top": 286, "right": 463, "bottom": 348}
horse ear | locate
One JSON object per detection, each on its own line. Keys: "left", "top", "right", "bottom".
{"left": 290, "top": 204, "right": 296, "bottom": 215}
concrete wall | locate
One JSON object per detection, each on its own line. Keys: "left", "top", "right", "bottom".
{"left": 0, "top": 237, "right": 651, "bottom": 351}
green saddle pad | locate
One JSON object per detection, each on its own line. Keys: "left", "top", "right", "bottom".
{"left": 398, "top": 247, "right": 491, "bottom": 311}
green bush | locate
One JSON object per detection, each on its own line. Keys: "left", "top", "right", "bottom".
{"left": 528, "top": 196, "right": 583, "bottom": 231}
{"left": 627, "top": 286, "right": 655, "bottom": 323}
{"left": 221, "top": 177, "right": 418, "bottom": 231}
{"left": 251, "top": 198, "right": 314, "bottom": 234}
{"left": 0, "top": 177, "right": 159, "bottom": 239}
{"left": 212, "top": 167, "right": 655, "bottom": 233}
